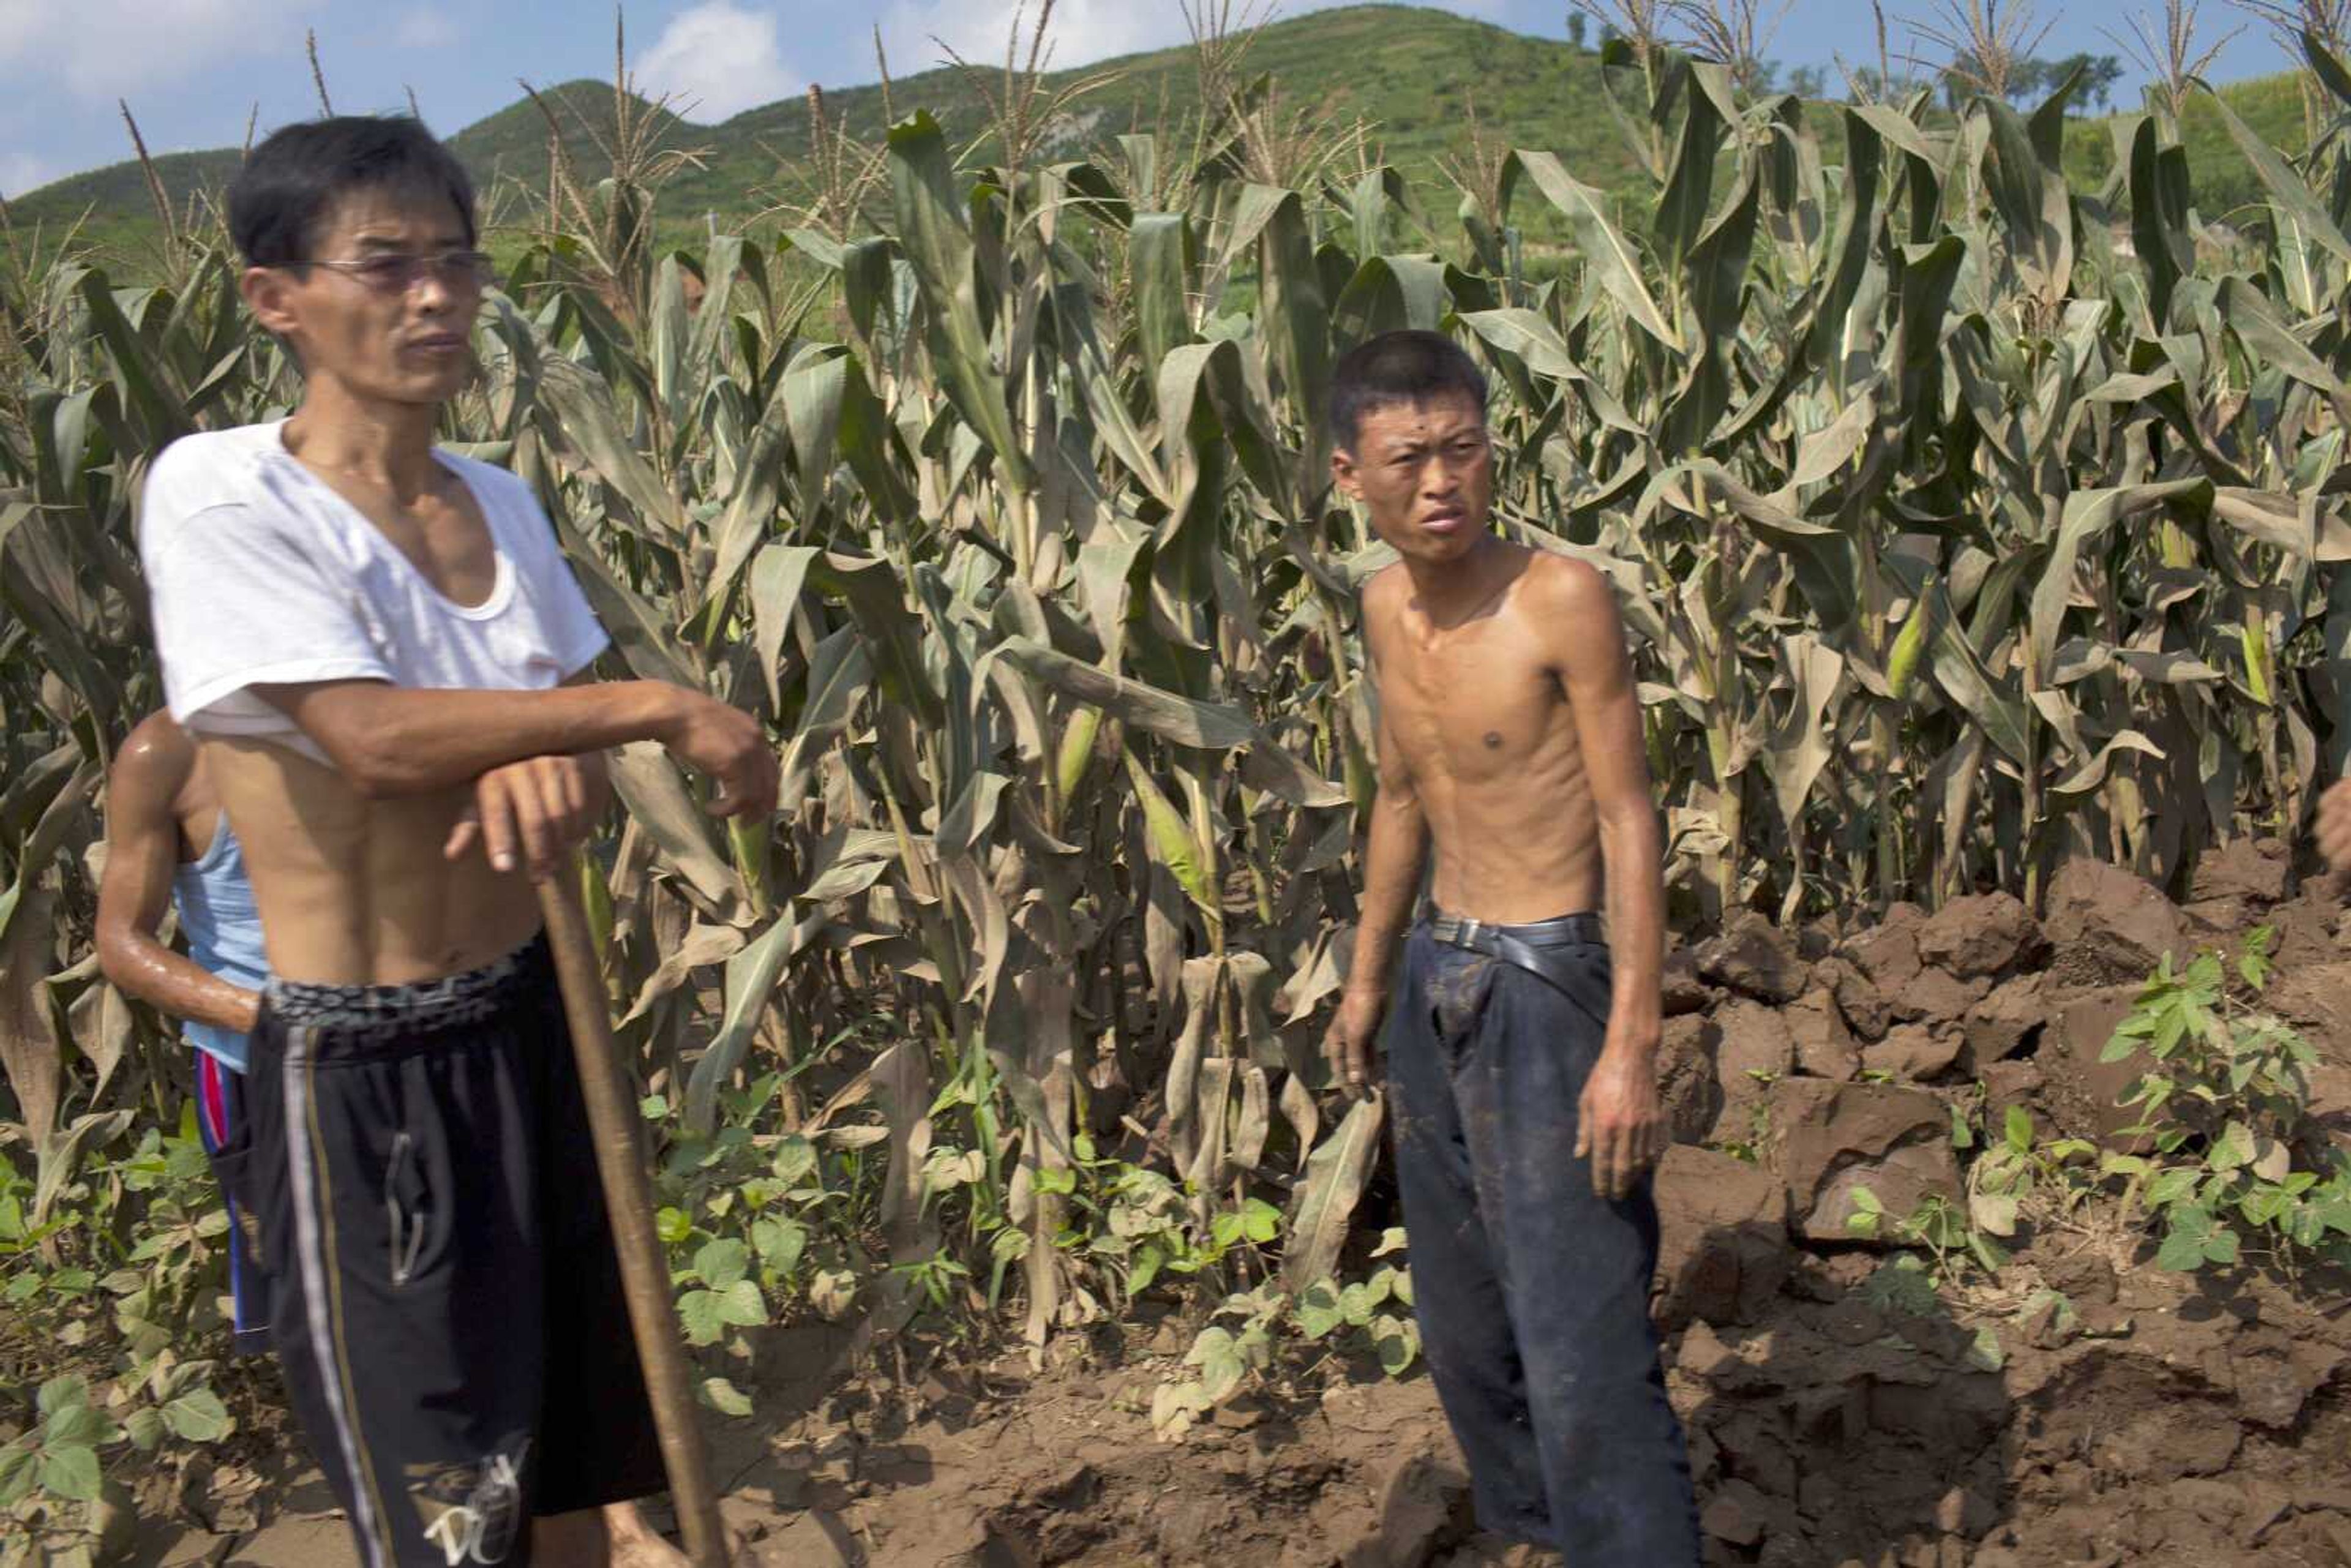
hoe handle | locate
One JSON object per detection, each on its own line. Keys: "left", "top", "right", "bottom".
{"left": 539, "top": 865, "right": 729, "bottom": 1567}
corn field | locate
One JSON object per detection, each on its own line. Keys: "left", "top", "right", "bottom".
{"left": 6, "top": 23, "right": 2351, "bottom": 1396}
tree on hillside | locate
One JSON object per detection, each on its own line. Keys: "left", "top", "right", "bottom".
{"left": 1569, "top": 0, "right": 1670, "bottom": 64}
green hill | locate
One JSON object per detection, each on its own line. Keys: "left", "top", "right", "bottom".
{"left": 1, "top": 2, "right": 2318, "bottom": 266}
{"left": 6, "top": 6, "right": 1632, "bottom": 257}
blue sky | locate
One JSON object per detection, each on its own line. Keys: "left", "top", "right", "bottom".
{"left": 0, "top": 1, "right": 2302, "bottom": 200}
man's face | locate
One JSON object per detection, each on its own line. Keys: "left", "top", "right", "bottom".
{"left": 241, "top": 187, "right": 484, "bottom": 407}
{"left": 1331, "top": 392, "right": 1494, "bottom": 568}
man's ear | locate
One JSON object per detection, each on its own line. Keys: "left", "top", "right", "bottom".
{"left": 240, "top": 266, "right": 302, "bottom": 340}
{"left": 1330, "top": 444, "right": 1361, "bottom": 502}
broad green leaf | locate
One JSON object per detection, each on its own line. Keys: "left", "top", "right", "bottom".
{"left": 1513, "top": 151, "right": 1685, "bottom": 351}
{"left": 694, "top": 1237, "right": 752, "bottom": 1289}
{"left": 2197, "top": 77, "right": 2351, "bottom": 265}
{"left": 160, "top": 1389, "right": 232, "bottom": 1443}
{"left": 997, "top": 637, "right": 1253, "bottom": 748}
{"left": 39, "top": 1444, "right": 101, "bottom": 1504}
{"left": 715, "top": 1278, "right": 768, "bottom": 1327}
{"left": 748, "top": 544, "right": 819, "bottom": 711}
{"left": 684, "top": 915, "right": 808, "bottom": 1134}
{"left": 887, "top": 112, "right": 1033, "bottom": 492}
{"left": 606, "top": 743, "right": 742, "bottom": 917}
{"left": 533, "top": 353, "right": 686, "bottom": 538}
{"left": 1283, "top": 1093, "right": 1385, "bottom": 1292}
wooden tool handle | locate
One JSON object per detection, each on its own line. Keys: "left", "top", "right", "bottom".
{"left": 539, "top": 865, "right": 729, "bottom": 1567}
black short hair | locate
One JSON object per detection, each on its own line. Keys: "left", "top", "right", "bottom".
{"left": 1329, "top": 329, "right": 1488, "bottom": 452}
{"left": 228, "top": 116, "right": 476, "bottom": 269}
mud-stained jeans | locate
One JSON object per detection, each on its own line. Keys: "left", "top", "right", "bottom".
{"left": 1386, "top": 921, "right": 1702, "bottom": 1564}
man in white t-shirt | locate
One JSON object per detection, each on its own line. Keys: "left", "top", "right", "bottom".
{"left": 138, "top": 114, "right": 775, "bottom": 1568}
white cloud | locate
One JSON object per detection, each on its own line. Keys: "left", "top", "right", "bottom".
{"left": 393, "top": 6, "right": 458, "bottom": 49}
{"left": 0, "top": 0, "right": 321, "bottom": 99}
{"left": 882, "top": 0, "right": 1177, "bottom": 69}
{"left": 637, "top": 1, "right": 802, "bottom": 122}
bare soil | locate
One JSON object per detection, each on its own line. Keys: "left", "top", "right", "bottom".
{"left": 133, "top": 853, "right": 2351, "bottom": 1566}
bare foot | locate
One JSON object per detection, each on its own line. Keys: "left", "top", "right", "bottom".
{"left": 604, "top": 1501, "right": 693, "bottom": 1567}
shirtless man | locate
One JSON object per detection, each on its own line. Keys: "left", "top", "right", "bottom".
{"left": 1320, "top": 331, "right": 1700, "bottom": 1562}
{"left": 136, "top": 116, "right": 776, "bottom": 1567}
{"left": 93, "top": 713, "right": 687, "bottom": 1566}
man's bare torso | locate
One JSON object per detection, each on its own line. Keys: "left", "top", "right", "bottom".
{"left": 1366, "top": 542, "right": 1604, "bottom": 925}
{"left": 203, "top": 454, "right": 540, "bottom": 988}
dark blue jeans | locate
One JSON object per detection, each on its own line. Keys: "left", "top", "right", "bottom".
{"left": 1387, "top": 923, "right": 1701, "bottom": 1564}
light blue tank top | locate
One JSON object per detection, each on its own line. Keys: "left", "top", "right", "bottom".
{"left": 169, "top": 811, "right": 266, "bottom": 1074}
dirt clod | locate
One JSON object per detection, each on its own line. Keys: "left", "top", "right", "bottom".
{"left": 1916, "top": 892, "right": 2041, "bottom": 980}
{"left": 1783, "top": 988, "right": 1859, "bottom": 1081}
{"left": 1767, "top": 1079, "right": 1963, "bottom": 1243}
{"left": 2043, "top": 858, "right": 2194, "bottom": 984}
{"left": 1696, "top": 913, "right": 1809, "bottom": 1003}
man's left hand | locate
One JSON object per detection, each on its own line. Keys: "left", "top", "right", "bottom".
{"left": 444, "top": 752, "right": 612, "bottom": 880}
{"left": 1576, "top": 1041, "right": 1668, "bottom": 1202}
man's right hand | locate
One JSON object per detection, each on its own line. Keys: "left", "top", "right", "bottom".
{"left": 667, "top": 694, "right": 779, "bottom": 820}
{"left": 1324, "top": 986, "right": 1388, "bottom": 1093}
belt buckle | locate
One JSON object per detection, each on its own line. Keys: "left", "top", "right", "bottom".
{"left": 1457, "top": 917, "right": 1484, "bottom": 950}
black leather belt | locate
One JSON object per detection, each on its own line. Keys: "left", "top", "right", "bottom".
{"left": 1423, "top": 909, "right": 1608, "bottom": 1011}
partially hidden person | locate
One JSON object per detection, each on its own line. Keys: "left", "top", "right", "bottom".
{"left": 1319, "top": 329, "right": 1702, "bottom": 1564}
{"left": 94, "top": 711, "right": 691, "bottom": 1565}
{"left": 135, "top": 114, "right": 777, "bottom": 1567}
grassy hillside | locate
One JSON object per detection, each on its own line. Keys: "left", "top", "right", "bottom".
{"left": 2062, "top": 70, "right": 2311, "bottom": 219}
{"left": 4, "top": 6, "right": 1633, "bottom": 258}
{"left": 2, "top": 2, "right": 2318, "bottom": 268}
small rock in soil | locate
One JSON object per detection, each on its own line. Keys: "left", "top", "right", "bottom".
{"left": 1662, "top": 947, "right": 1714, "bottom": 1016}
{"left": 2041, "top": 987, "right": 2154, "bottom": 1147}
{"left": 2098, "top": 1398, "right": 2243, "bottom": 1481}
{"left": 1783, "top": 989, "right": 1859, "bottom": 1081}
{"left": 1862, "top": 1024, "right": 1964, "bottom": 1084}
{"left": 2189, "top": 836, "right": 2289, "bottom": 906}
{"left": 1812, "top": 955, "right": 1890, "bottom": 1042}
{"left": 1886, "top": 967, "right": 1991, "bottom": 1027}
{"left": 2042, "top": 858, "right": 2193, "bottom": 984}
{"left": 2022, "top": 1293, "right": 2075, "bottom": 1351}
{"left": 2039, "top": 1247, "right": 2117, "bottom": 1307}
{"left": 1700, "top": 1478, "right": 1772, "bottom": 1547}
{"left": 1654, "top": 1145, "right": 1789, "bottom": 1329}
{"left": 1843, "top": 908, "right": 1925, "bottom": 994}
{"left": 1766, "top": 1079, "right": 1963, "bottom": 1243}
{"left": 1976, "top": 1059, "right": 2042, "bottom": 1123}
{"left": 2182, "top": 896, "right": 2251, "bottom": 937}
{"left": 1697, "top": 913, "right": 1809, "bottom": 1003}
{"left": 2260, "top": 960, "right": 2351, "bottom": 1060}
{"left": 1714, "top": 999, "right": 1797, "bottom": 1095}
{"left": 1962, "top": 972, "right": 2047, "bottom": 1065}
{"left": 1659, "top": 1015, "right": 1727, "bottom": 1147}
{"left": 1342, "top": 1449, "right": 1472, "bottom": 1568}
{"left": 1916, "top": 892, "right": 2041, "bottom": 980}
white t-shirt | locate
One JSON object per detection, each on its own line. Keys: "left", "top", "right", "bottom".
{"left": 139, "top": 421, "right": 610, "bottom": 763}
